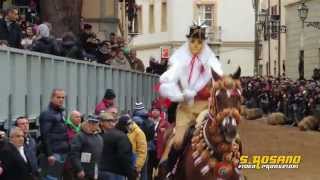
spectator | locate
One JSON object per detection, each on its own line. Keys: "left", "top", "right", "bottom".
{"left": 99, "top": 112, "right": 135, "bottom": 180}
{"left": 132, "top": 102, "right": 155, "bottom": 143}
{"left": 95, "top": 89, "right": 116, "bottom": 115}
{"left": 122, "top": 115, "right": 148, "bottom": 179}
{"left": 69, "top": 115, "right": 103, "bottom": 180}
{"left": 80, "top": 24, "right": 99, "bottom": 60}
{"left": 111, "top": 50, "right": 131, "bottom": 70}
{"left": 39, "top": 89, "right": 69, "bottom": 180}
{"left": 147, "top": 105, "right": 170, "bottom": 180}
{"left": 105, "top": 106, "right": 119, "bottom": 120}
{"left": 146, "top": 56, "right": 168, "bottom": 75}
{"left": 15, "top": 116, "right": 39, "bottom": 178}
{"left": 128, "top": 49, "right": 145, "bottom": 72}
{"left": 0, "top": 8, "right": 22, "bottom": 48}
{"left": 109, "top": 32, "right": 117, "bottom": 48}
{"left": 21, "top": 26, "right": 35, "bottom": 49}
{"left": 5, "top": 127, "right": 34, "bottom": 180}
{"left": 96, "top": 40, "right": 112, "bottom": 65}
{"left": 64, "top": 110, "right": 82, "bottom": 180}
{"left": 65, "top": 110, "right": 82, "bottom": 142}
{"left": 60, "top": 32, "right": 84, "bottom": 60}
{"left": 132, "top": 103, "right": 154, "bottom": 180}
{"left": 31, "top": 23, "right": 60, "bottom": 55}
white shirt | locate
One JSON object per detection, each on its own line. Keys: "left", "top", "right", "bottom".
{"left": 18, "top": 146, "right": 28, "bottom": 163}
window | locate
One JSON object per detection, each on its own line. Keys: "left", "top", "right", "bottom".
{"left": 149, "top": 4, "right": 155, "bottom": 33}
{"left": 271, "top": 5, "right": 278, "bottom": 15}
{"left": 133, "top": 5, "right": 143, "bottom": 33}
{"left": 197, "top": 4, "right": 214, "bottom": 27}
{"left": 161, "top": 2, "right": 167, "bottom": 32}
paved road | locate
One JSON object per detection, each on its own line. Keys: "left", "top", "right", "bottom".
{"left": 240, "top": 118, "right": 320, "bottom": 180}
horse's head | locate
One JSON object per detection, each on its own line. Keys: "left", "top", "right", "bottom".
{"left": 209, "top": 67, "right": 242, "bottom": 143}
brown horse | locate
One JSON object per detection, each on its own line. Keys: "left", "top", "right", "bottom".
{"left": 168, "top": 67, "right": 244, "bottom": 180}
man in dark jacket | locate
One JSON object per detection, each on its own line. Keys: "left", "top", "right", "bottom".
{"left": 0, "top": 128, "right": 33, "bottom": 180}
{"left": 39, "top": 89, "right": 69, "bottom": 180}
{"left": 31, "top": 23, "right": 60, "bottom": 55}
{"left": 16, "top": 116, "right": 39, "bottom": 178}
{"left": 0, "top": 8, "right": 22, "bottom": 48}
{"left": 60, "top": 32, "right": 84, "bottom": 60}
{"left": 99, "top": 112, "right": 135, "bottom": 180}
{"left": 69, "top": 115, "right": 103, "bottom": 180}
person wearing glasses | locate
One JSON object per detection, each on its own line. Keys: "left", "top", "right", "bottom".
{"left": 99, "top": 112, "right": 135, "bottom": 180}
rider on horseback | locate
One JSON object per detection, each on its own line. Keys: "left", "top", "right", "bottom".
{"left": 158, "top": 23, "right": 223, "bottom": 173}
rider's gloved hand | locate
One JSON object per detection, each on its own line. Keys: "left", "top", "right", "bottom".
{"left": 183, "top": 89, "right": 196, "bottom": 100}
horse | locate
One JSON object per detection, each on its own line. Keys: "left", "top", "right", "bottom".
{"left": 159, "top": 67, "right": 244, "bottom": 180}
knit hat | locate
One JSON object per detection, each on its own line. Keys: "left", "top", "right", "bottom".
{"left": 38, "top": 24, "right": 50, "bottom": 38}
{"left": 104, "top": 89, "right": 116, "bottom": 99}
{"left": 134, "top": 102, "right": 145, "bottom": 111}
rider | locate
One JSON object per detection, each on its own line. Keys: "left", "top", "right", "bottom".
{"left": 159, "top": 24, "right": 223, "bottom": 167}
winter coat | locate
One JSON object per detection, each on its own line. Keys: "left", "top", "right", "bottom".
{"left": 132, "top": 110, "right": 155, "bottom": 142}
{"left": 60, "top": 40, "right": 83, "bottom": 60}
{"left": 69, "top": 124, "right": 103, "bottom": 178}
{"left": 99, "top": 128, "right": 134, "bottom": 179}
{"left": 31, "top": 37, "right": 60, "bottom": 55}
{"left": 154, "top": 117, "right": 170, "bottom": 160}
{"left": 0, "top": 19, "right": 22, "bottom": 48}
{"left": 111, "top": 56, "right": 131, "bottom": 70}
{"left": 95, "top": 99, "right": 114, "bottom": 115}
{"left": 130, "top": 58, "right": 145, "bottom": 72}
{"left": 39, "top": 104, "right": 69, "bottom": 156}
{"left": 24, "top": 135, "right": 38, "bottom": 176}
{"left": 0, "top": 140, "right": 33, "bottom": 180}
{"left": 127, "top": 122, "right": 147, "bottom": 172}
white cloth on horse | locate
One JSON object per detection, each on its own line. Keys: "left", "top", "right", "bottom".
{"left": 159, "top": 42, "right": 223, "bottom": 103}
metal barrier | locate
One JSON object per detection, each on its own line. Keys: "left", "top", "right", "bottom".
{"left": 0, "top": 47, "right": 159, "bottom": 127}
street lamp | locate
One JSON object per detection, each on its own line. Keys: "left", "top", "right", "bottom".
{"left": 298, "top": 2, "right": 308, "bottom": 22}
{"left": 252, "top": 0, "right": 259, "bottom": 76}
{"left": 297, "top": 1, "right": 307, "bottom": 80}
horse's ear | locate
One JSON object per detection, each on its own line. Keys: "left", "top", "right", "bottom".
{"left": 232, "top": 67, "right": 241, "bottom": 79}
{"left": 211, "top": 69, "right": 221, "bottom": 81}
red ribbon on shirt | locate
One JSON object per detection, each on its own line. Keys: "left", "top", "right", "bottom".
{"left": 188, "top": 55, "right": 205, "bottom": 83}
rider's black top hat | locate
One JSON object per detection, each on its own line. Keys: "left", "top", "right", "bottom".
{"left": 186, "top": 24, "right": 207, "bottom": 40}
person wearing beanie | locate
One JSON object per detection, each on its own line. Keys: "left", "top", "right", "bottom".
{"left": 31, "top": 23, "right": 60, "bottom": 55}
{"left": 95, "top": 89, "right": 116, "bottom": 115}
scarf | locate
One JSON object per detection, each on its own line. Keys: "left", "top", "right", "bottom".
{"left": 65, "top": 118, "right": 81, "bottom": 133}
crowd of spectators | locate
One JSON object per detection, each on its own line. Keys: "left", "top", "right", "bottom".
{"left": 0, "top": 7, "right": 168, "bottom": 74}
{"left": 0, "top": 88, "right": 172, "bottom": 180}
{"left": 241, "top": 74, "right": 320, "bottom": 126}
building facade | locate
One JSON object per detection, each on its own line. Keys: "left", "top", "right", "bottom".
{"left": 258, "top": 0, "right": 287, "bottom": 77}
{"left": 285, "top": 0, "right": 320, "bottom": 79}
{"left": 131, "top": 0, "right": 255, "bottom": 76}
{"left": 82, "top": 0, "right": 119, "bottom": 40}
{"left": 217, "top": 0, "right": 255, "bottom": 76}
